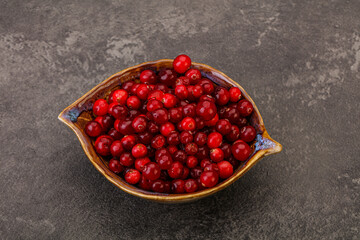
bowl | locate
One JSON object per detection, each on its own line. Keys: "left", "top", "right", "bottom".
{"left": 58, "top": 59, "right": 282, "bottom": 203}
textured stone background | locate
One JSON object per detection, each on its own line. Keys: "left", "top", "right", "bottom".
{"left": 0, "top": 0, "right": 359, "bottom": 239}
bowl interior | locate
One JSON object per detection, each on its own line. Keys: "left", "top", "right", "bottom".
{"left": 58, "top": 59, "right": 282, "bottom": 203}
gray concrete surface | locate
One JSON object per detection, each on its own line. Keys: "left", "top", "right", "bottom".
{"left": 0, "top": 0, "right": 359, "bottom": 239}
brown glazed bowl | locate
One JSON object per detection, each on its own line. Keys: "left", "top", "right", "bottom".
{"left": 58, "top": 59, "right": 282, "bottom": 203}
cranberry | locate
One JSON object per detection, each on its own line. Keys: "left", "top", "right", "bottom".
{"left": 161, "top": 93, "right": 177, "bottom": 108}
{"left": 138, "top": 175, "right": 153, "bottom": 190}
{"left": 180, "top": 131, "right": 193, "bottom": 144}
{"left": 215, "top": 119, "right": 231, "bottom": 135}
{"left": 185, "top": 69, "right": 201, "bottom": 84}
{"left": 194, "top": 132, "right": 207, "bottom": 146}
{"left": 142, "top": 162, "right": 161, "bottom": 181}
{"left": 110, "top": 89, "right": 128, "bottom": 105}
{"left": 168, "top": 145, "right": 178, "bottom": 154}
{"left": 192, "top": 85, "right": 203, "bottom": 98}
{"left": 194, "top": 117, "right": 205, "bottom": 129}
{"left": 120, "top": 135, "right": 136, "bottom": 150}
{"left": 147, "top": 90, "right": 164, "bottom": 101}
{"left": 173, "top": 54, "right": 191, "bottom": 73}
{"left": 95, "top": 135, "right": 113, "bottom": 156}
{"left": 202, "top": 83, "right": 215, "bottom": 95}
{"left": 210, "top": 148, "right": 224, "bottom": 162}
{"left": 185, "top": 143, "right": 198, "bottom": 155}
{"left": 182, "top": 103, "right": 196, "bottom": 117}
{"left": 214, "top": 87, "right": 230, "bottom": 106}
{"left": 199, "top": 94, "right": 215, "bottom": 103}
{"left": 95, "top": 114, "right": 114, "bottom": 130}
{"left": 203, "top": 163, "right": 219, "bottom": 173}
{"left": 217, "top": 161, "right": 233, "bottom": 179}
{"left": 85, "top": 121, "right": 102, "bottom": 137}
{"left": 237, "top": 117, "right": 248, "bottom": 128}
{"left": 135, "top": 157, "right": 151, "bottom": 171}
{"left": 119, "top": 152, "right": 135, "bottom": 166}
{"left": 131, "top": 84, "right": 140, "bottom": 95}
{"left": 132, "top": 116, "right": 148, "bottom": 133}
{"left": 136, "top": 84, "right": 150, "bottom": 100}
{"left": 226, "top": 125, "right": 240, "bottom": 142}
{"left": 138, "top": 131, "right": 153, "bottom": 145}
{"left": 180, "top": 117, "right": 196, "bottom": 131}
{"left": 157, "top": 153, "right": 173, "bottom": 170}
{"left": 131, "top": 144, "right": 148, "bottom": 158}
{"left": 109, "top": 104, "right": 128, "bottom": 120}
{"left": 169, "top": 107, "right": 183, "bottom": 123}
{"left": 158, "top": 68, "right": 177, "bottom": 86}
{"left": 159, "top": 122, "right": 175, "bottom": 137}
{"left": 152, "top": 179, "right": 166, "bottom": 192}
{"left": 148, "top": 121, "right": 159, "bottom": 134}
{"left": 186, "top": 156, "right": 198, "bottom": 168}
{"left": 237, "top": 99, "right": 253, "bottom": 117}
{"left": 121, "top": 81, "right": 135, "bottom": 92}
{"left": 196, "top": 145, "right": 210, "bottom": 159}
{"left": 180, "top": 167, "right": 190, "bottom": 179}
{"left": 93, "top": 99, "right": 109, "bottom": 116}
{"left": 184, "top": 179, "right": 198, "bottom": 193}
{"left": 117, "top": 119, "right": 134, "bottom": 135}
{"left": 231, "top": 141, "right": 251, "bottom": 161}
{"left": 125, "top": 169, "right": 141, "bottom": 184}
{"left": 240, "top": 126, "right": 256, "bottom": 142}
{"left": 174, "top": 85, "right": 189, "bottom": 99}
{"left": 190, "top": 167, "right": 202, "bottom": 178}
{"left": 200, "top": 171, "right": 219, "bottom": 188}
{"left": 207, "top": 132, "right": 222, "bottom": 148}
{"left": 168, "top": 162, "right": 184, "bottom": 179}
{"left": 229, "top": 87, "right": 242, "bottom": 102}
{"left": 128, "top": 109, "right": 141, "bottom": 119}
{"left": 167, "top": 131, "right": 180, "bottom": 145}
{"left": 175, "top": 76, "right": 190, "bottom": 86}
{"left": 204, "top": 113, "right": 219, "bottom": 127}
{"left": 140, "top": 69, "right": 157, "bottom": 84}
{"left": 152, "top": 108, "right": 168, "bottom": 124}
{"left": 228, "top": 155, "right": 240, "bottom": 169}
{"left": 108, "top": 159, "right": 123, "bottom": 174}
{"left": 110, "top": 140, "right": 124, "bottom": 157}
{"left": 224, "top": 107, "right": 240, "bottom": 124}
{"left": 173, "top": 150, "right": 187, "bottom": 163}
{"left": 171, "top": 179, "right": 185, "bottom": 193}
{"left": 150, "top": 134, "right": 165, "bottom": 149}
{"left": 108, "top": 128, "right": 122, "bottom": 140}
{"left": 220, "top": 143, "right": 231, "bottom": 158}
{"left": 126, "top": 96, "right": 141, "bottom": 110}
{"left": 154, "top": 84, "right": 169, "bottom": 92}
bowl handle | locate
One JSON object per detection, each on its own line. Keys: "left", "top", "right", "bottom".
{"left": 255, "top": 131, "right": 283, "bottom": 157}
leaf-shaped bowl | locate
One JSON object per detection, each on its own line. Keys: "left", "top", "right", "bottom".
{"left": 58, "top": 59, "right": 282, "bottom": 203}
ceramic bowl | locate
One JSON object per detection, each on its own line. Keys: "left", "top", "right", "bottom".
{"left": 58, "top": 59, "right": 282, "bottom": 203}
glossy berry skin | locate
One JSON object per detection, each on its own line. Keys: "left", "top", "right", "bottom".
{"left": 152, "top": 179, "right": 166, "bottom": 193}
{"left": 182, "top": 103, "right": 196, "bottom": 118}
{"left": 196, "top": 100, "right": 217, "bottom": 121}
{"left": 132, "top": 116, "right": 148, "bottom": 133}
{"left": 237, "top": 99, "right": 253, "bottom": 117}
{"left": 125, "top": 169, "right": 141, "bottom": 185}
{"left": 200, "top": 159, "right": 212, "bottom": 169}
{"left": 131, "top": 144, "right": 148, "bottom": 158}
{"left": 194, "top": 132, "right": 207, "bottom": 146}
{"left": 85, "top": 121, "right": 102, "bottom": 137}
{"left": 231, "top": 141, "right": 251, "bottom": 161}
{"left": 180, "top": 117, "right": 196, "bottom": 131}
{"left": 175, "top": 76, "right": 190, "bottom": 86}
{"left": 148, "top": 121, "right": 159, "bottom": 134}
{"left": 160, "top": 122, "right": 175, "bottom": 137}
{"left": 126, "top": 96, "right": 141, "bottom": 110}
{"left": 138, "top": 131, "right": 153, "bottom": 145}
{"left": 155, "top": 148, "right": 170, "bottom": 160}
{"left": 110, "top": 89, "right": 128, "bottom": 105}
{"left": 173, "top": 150, "right": 187, "bottom": 163}
{"left": 158, "top": 68, "right": 178, "bottom": 86}
{"left": 207, "top": 132, "right": 223, "bottom": 148}
{"left": 186, "top": 156, "right": 198, "bottom": 169}
{"left": 147, "top": 99, "right": 163, "bottom": 112}
{"left": 185, "top": 143, "right": 198, "bottom": 155}
{"left": 120, "top": 135, "right": 136, "bottom": 150}
{"left": 109, "top": 105, "right": 128, "bottom": 120}
{"left": 119, "top": 152, "right": 134, "bottom": 167}
{"left": 217, "top": 161, "right": 233, "bottom": 179}
{"left": 220, "top": 143, "right": 231, "bottom": 158}
{"left": 200, "top": 171, "right": 219, "bottom": 188}
{"left": 184, "top": 179, "right": 198, "bottom": 193}
{"left": 167, "top": 132, "right": 180, "bottom": 145}
{"left": 108, "top": 159, "right": 123, "bottom": 174}
{"left": 95, "top": 135, "right": 113, "bottom": 156}
{"left": 162, "top": 93, "right": 177, "bottom": 108}
{"left": 175, "top": 85, "right": 189, "bottom": 99}
{"left": 210, "top": 148, "right": 224, "bottom": 162}
{"left": 240, "top": 126, "right": 256, "bottom": 142}
{"left": 204, "top": 113, "right": 219, "bottom": 127}
{"left": 226, "top": 125, "right": 240, "bottom": 142}
{"left": 140, "top": 69, "right": 157, "bottom": 84}
{"left": 117, "top": 119, "right": 135, "bottom": 135}
{"left": 196, "top": 145, "right": 210, "bottom": 159}
{"left": 121, "top": 81, "right": 135, "bottom": 92}
{"left": 202, "top": 83, "right": 215, "bottom": 95}
{"left": 214, "top": 87, "right": 230, "bottom": 106}
{"left": 215, "top": 119, "right": 231, "bottom": 135}
{"left": 138, "top": 175, "right": 153, "bottom": 190}
{"left": 185, "top": 69, "right": 201, "bottom": 84}
{"left": 229, "top": 87, "right": 242, "bottom": 102}
{"left": 93, "top": 99, "right": 108, "bottom": 116}
{"left": 223, "top": 107, "right": 240, "bottom": 124}
{"left": 147, "top": 90, "right": 164, "bottom": 101}
{"left": 110, "top": 140, "right": 124, "bottom": 157}
{"left": 168, "top": 145, "right": 178, "bottom": 154}
{"left": 203, "top": 163, "right": 219, "bottom": 173}
{"left": 142, "top": 162, "right": 161, "bottom": 181}
{"left": 136, "top": 84, "right": 150, "bottom": 100}
{"left": 180, "top": 131, "right": 193, "bottom": 144}
{"left": 151, "top": 134, "right": 166, "bottom": 149}
{"left": 152, "top": 108, "right": 169, "bottom": 124}
{"left": 157, "top": 153, "right": 173, "bottom": 170}
{"left": 135, "top": 157, "right": 151, "bottom": 171}
{"left": 173, "top": 54, "right": 191, "bottom": 73}
{"left": 168, "top": 162, "right": 184, "bottom": 179}
{"left": 95, "top": 114, "right": 114, "bottom": 131}
{"left": 108, "top": 128, "right": 122, "bottom": 140}
{"left": 190, "top": 167, "right": 203, "bottom": 179}
{"left": 171, "top": 179, "right": 185, "bottom": 193}
{"left": 192, "top": 85, "right": 203, "bottom": 98}
{"left": 169, "top": 107, "right": 183, "bottom": 123}
{"left": 199, "top": 94, "right": 215, "bottom": 103}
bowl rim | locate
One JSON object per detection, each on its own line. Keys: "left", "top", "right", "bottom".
{"left": 58, "top": 59, "right": 282, "bottom": 203}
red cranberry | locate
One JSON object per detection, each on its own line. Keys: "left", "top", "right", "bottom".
{"left": 180, "top": 167, "right": 190, "bottom": 179}
{"left": 194, "top": 117, "right": 205, "bottom": 129}
{"left": 131, "top": 83, "right": 140, "bottom": 95}
{"left": 154, "top": 83, "right": 169, "bottom": 92}
{"left": 135, "top": 157, "right": 151, "bottom": 171}
{"left": 147, "top": 90, "right": 164, "bottom": 101}
{"left": 169, "top": 107, "right": 183, "bottom": 123}
{"left": 226, "top": 125, "right": 240, "bottom": 142}
{"left": 93, "top": 99, "right": 108, "bottom": 116}
{"left": 120, "top": 152, "right": 135, "bottom": 167}
{"left": 152, "top": 179, "right": 166, "bottom": 192}
{"left": 180, "top": 117, "right": 196, "bottom": 131}
{"left": 85, "top": 121, "right": 102, "bottom": 137}
{"left": 220, "top": 143, "right": 231, "bottom": 158}
{"left": 184, "top": 179, "right": 198, "bottom": 193}
{"left": 173, "top": 54, "right": 191, "bottom": 73}
{"left": 229, "top": 87, "right": 242, "bottom": 102}
{"left": 171, "top": 179, "right": 185, "bottom": 193}
{"left": 120, "top": 135, "right": 136, "bottom": 150}
{"left": 109, "top": 105, "right": 128, "bottom": 120}
{"left": 182, "top": 103, "right": 196, "bottom": 117}
{"left": 168, "top": 145, "right": 178, "bottom": 154}
{"left": 180, "top": 131, "right": 193, "bottom": 144}
{"left": 125, "top": 169, "right": 141, "bottom": 184}
{"left": 192, "top": 85, "right": 203, "bottom": 98}
{"left": 136, "top": 84, "right": 150, "bottom": 100}
{"left": 173, "top": 150, "right": 187, "bottom": 163}
{"left": 231, "top": 141, "right": 251, "bottom": 161}
{"left": 131, "top": 116, "right": 148, "bottom": 133}
{"left": 142, "top": 162, "right": 161, "bottom": 181}
{"left": 157, "top": 153, "right": 173, "bottom": 170}
{"left": 131, "top": 143, "right": 148, "bottom": 158}
{"left": 167, "top": 131, "right": 180, "bottom": 145}
{"left": 161, "top": 93, "right": 177, "bottom": 108}
{"left": 158, "top": 68, "right": 177, "bottom": 86}
{"left": 203, "top": 163, "right": 219, "bottom": 173}
{"left": 110, "top": 89, "right": 128, "bottom": 105}
{"left": 210, "top": 148, "right": 224, "bottom": 162}
{"left": 174, "top": 85, "right": 189, "bottom": 99}
{"left": 168, "top": 162, "right": 184, "bottom": 179}
{"left": 240, "top": 126, "right": 256, "bottom": 142}
{"left": 126, "top": 96, "right": 141, "bottom": 110}
{"left": 224, "top": 107, "right": 240, "bottom": 124}
{"left": 148, "top": 121, "right": 159, "bottom": 134}
{"left": 117, "top": 119, "right": 135, "bottom": 135}
{"left": 200, "top": 159, "right": 212, "bottom": 169}
{"left": 228, "top": 155, "right": 240, "bottom": 169}
{"left": 204, "top": 113, "right": 219, "bottom": 127}
{"left": 160, "top": 122, "right": 175, "bottom": 137}
{"left": 186, "top": 156, "right": 198, "bottom": 168}
{"left": 207, "top": 132, "right": 222, "bottom": 148}
{"left": 128, "top": 109, "right": 141, "bottom": 119}
{"left": 215, "top": 119, "right": 231, "bottom": 135}
{"left": 138, "top": 175, "right": 153, "bottom": 190}
{"left": 214, "top": 87, "right": 230, "bottom": 106}
{"left": 237, "top": 99, "right": 253, "bottom": 117}
{"left": 200, "top": 171, "right": 219, "bottom": 188}
{"left": 196, "top": 145, "right": 210, "bottom": 159}
{"left": 138, "top": 131, "right": 153, "bottom": 145}
{"left": 108, "top": 159, "right": 123, "bottom": 174}
{"left": 185, "top": 143, "right": 198, "bottom": 155}
{"left": 194, "top": 132, "right": 207, "bottom": 146}
{"left": 199, "top": 94, "right": 215, "bottom": 103}
{"left": 190, "top": 167, "right": 202, "bottom": 178}
{"left": 95, "top": 135, "right": 113, "bottom": 156}
{"left": 151, "top": 134, "right": 166, "bottom": 149}
{"left": 152, "top": 108, "right": 168, "bottom": 124}
{"left": 185, "top": 69, "right": 201, "bottom": 84}
{"left": 202, "top": 83, "right": 215, "bottom": 95}
{"left": 108, "top": 128, "right": 122, "bottom": 140}
{"left": 175, "top": 76, "right": 190, "bottom": 86}
{"left": 237, "top": 117, "right": 248, "bottom": 128}
{"left": 121, "top": 81, "right": 135, "bottom": 92}
{"left": 217, "top": 161, "right": 233, "bottom": 179}
{"left": 95, "top": 114, "right": 114, "bottom": 131}
{"left": 110, "top": 140, "right": 124, "bottom": 157}
{"left": 140, "top": 69, "right": 157, "bottom": 84}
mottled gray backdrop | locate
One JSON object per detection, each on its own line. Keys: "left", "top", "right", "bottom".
{"left": 0, "top": 0, "right": 359, "bottom": 239}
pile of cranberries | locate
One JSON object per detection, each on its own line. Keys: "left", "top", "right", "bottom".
{"left": 84, "top": 55, "right": 256, "bottom": 194}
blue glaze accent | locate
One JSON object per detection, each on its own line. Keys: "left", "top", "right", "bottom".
{"left": 254, "top": 134, "right": 276, "bottom": 151}
{"left": 66, "top": 109, "right": 81, "bottom": 123}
